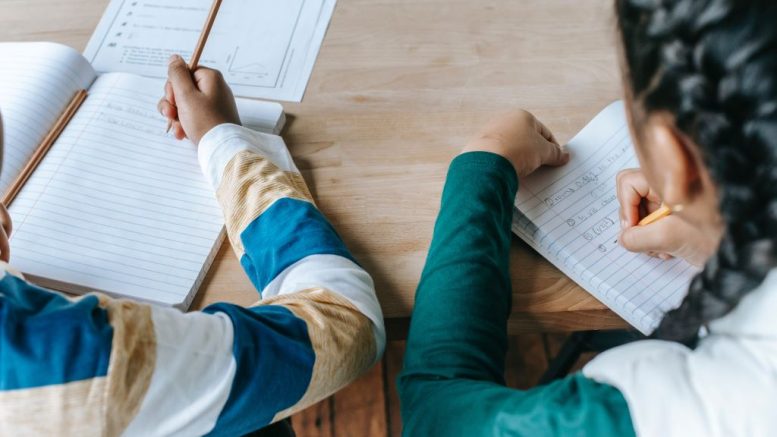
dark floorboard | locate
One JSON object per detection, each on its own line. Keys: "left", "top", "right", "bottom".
{"left": 290, "top": 334, "right": 596, "bottom": 437}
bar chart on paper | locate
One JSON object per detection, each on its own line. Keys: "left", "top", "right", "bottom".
{"left": 85, "top": 0, "right": 337, "bottom": 101}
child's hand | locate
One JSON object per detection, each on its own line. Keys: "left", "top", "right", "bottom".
{"left": 0, "top": 203, "right": 12, "bottom": 263}
{"left": 158, "top": 55, "right": 241, "bottom": 145}
{"left": 463, "top": 110, "right": 570, "bottom": 178}
{"left": 616, "top": 169, "right": 714, "bottom": 267}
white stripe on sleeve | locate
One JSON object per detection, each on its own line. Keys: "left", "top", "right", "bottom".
{"left": 197, "top": 123, "right": 299, "bottom": 190}
{"left": 122, "top": 307, "right": 236, "bottom": 437}
{"left": 262, "top": 254, "right": 386, "bottom": 360}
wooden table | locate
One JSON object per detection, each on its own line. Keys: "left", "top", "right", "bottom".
{"left": 1, "top": 0, "right": 628, "bottom": 337}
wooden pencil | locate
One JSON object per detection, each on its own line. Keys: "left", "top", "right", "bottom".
{"left": 2, "top": 89, "right": 88, "bottom": 206}
{"left": 638, "top": 204, "right": 673, "bottom": 226}
{"left": 189, "top": 0, "right": 223, "bottom": 70}
{"left": 164, "top": 0, "right": 222, "bottom": 134}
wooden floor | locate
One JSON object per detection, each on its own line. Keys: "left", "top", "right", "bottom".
{"left": 290, "top": 334, "right": 597, "bottom": 436}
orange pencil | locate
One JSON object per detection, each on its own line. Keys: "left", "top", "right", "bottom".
{"left": 3, "top": 89, "right": 88, "bottom": 206}
{"left": 638, "top": 204, "right": 673, "bottom": 226}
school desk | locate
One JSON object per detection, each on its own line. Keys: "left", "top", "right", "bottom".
{"left": 1, "top": 0, "right": 629, "bottom": 338}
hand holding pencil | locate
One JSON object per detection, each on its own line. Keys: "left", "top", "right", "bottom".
{"left": 158, "top": 0, "right": 241, "bottom": 144}
{"left": 615, "top": 168, "right": 711, "bottom": 267}
{"left": 158, "top": 56, "right": 241, "bottom": 145}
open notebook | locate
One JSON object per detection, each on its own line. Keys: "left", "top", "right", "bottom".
{"left": 512, "top": 101, "right": 699, "bottom": 334}
{"left": 0, "top": 42, "right": 285, "bottom": 308}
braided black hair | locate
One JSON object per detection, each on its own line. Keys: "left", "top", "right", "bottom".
{"left": 616, "top": 0, "right": 777, "bottom": 345}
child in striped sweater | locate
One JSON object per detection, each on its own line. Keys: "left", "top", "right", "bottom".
{"left": 0, "top": 55, "right": 384, "bottom": 436}
{"left": 399, "top": 0, "right": 777, "bottom": 435}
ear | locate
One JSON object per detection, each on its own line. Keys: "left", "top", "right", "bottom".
{"left": 642, "top": 116, "right": 702, "bottom": 207}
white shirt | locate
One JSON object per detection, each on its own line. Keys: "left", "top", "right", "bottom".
{"left": 584, "top": 270, "right": 777, "bottom": 437}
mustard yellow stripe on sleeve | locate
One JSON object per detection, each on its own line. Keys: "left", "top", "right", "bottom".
{"left": 257, "top": 288, "right": 377, "bottom": 423}
{"left": 217, "top": 150, "right": 314, "bottom": 256}
{"left": 97, "top": 296, "right": 157, "bottom": 436}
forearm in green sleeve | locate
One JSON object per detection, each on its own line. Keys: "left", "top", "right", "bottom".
{"left": 398, "top": 152, "right": 636, "bottom": 437}
{"left": 399, "top": 373, "right": 635, "bottom": 436}
{"left": 401, "top": 151, "right": 518, "bottom": 386}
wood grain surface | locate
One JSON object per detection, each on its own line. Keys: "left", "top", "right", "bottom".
{"left": 0, "top": 0, "right": 628, "bottom": 333}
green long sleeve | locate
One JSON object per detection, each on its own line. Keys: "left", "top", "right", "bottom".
{"left": 398, "top": 152, "right": 635, "bottom": 436}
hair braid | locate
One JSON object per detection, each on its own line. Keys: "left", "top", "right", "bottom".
{"left": 617, "top": 0, "right": 777, "bottom": 345}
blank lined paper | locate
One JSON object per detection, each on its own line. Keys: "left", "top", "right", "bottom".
{"left": 512, "top": 101, "right": 698, "bottom": 334}
{"left": 0, "top": 43, "right": 96, "bottom": 194}
{"left": 8, "top": 73, "right": 225, "bottom": 308}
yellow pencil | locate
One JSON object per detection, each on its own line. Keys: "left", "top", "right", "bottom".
{"left": 638, "top": 204, "right": 672, "bottom": 226}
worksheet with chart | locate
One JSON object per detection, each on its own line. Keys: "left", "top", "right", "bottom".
{"left": 84, "top": 0, "right": 337, "bottom": 101}
{"left": 512, "top": 101, "right": 699, "bottom": 334}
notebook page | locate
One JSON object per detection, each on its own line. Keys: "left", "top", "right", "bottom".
{"left": 8, "top": 73, "right": 224, "bottom": 308}
{"left": 512, "top": 101, "right": 699, "bottom": 334}
{"left": 0, "top": 42, "right": 96, "bottom": 194}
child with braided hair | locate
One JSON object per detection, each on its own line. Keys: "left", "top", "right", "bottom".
{"left": 399, "top": 0, "right": 777, "bottom": 435}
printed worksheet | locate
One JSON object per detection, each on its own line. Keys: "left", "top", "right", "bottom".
{"left": 512, "top": 101, "right": 699, "bottom": 334}
{"left": 84, "top": 0, "right": 337, "bottom": 101}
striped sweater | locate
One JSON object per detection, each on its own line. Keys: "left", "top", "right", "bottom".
{"left": 0, "top": 123, "right": 385, "bottom": 436}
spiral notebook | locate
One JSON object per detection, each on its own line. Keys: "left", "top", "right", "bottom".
{"left": 0, "top": 42, "right": 285, "bottom": 308}
{"left": 512, "top": 101, "right": 699, "bottom": 334}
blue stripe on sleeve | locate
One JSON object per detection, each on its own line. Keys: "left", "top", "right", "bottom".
{"left": 203, "top": 303, "right": 315, "bottom": 436}
{"left": 239, "top": 197, "right": 356, "bottom": 292}
{"left": 0, "top": 274, "right": 113, "bottom": 391}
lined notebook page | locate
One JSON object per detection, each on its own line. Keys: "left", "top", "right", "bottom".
{"left": 0, "top": 43, "right": 96, "bottom": 193}
{"left": 8, "top": 73, "right": 225, "bottom": 308}
{"left": 512, "top": 101, "right": 699, "bottom": 334}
